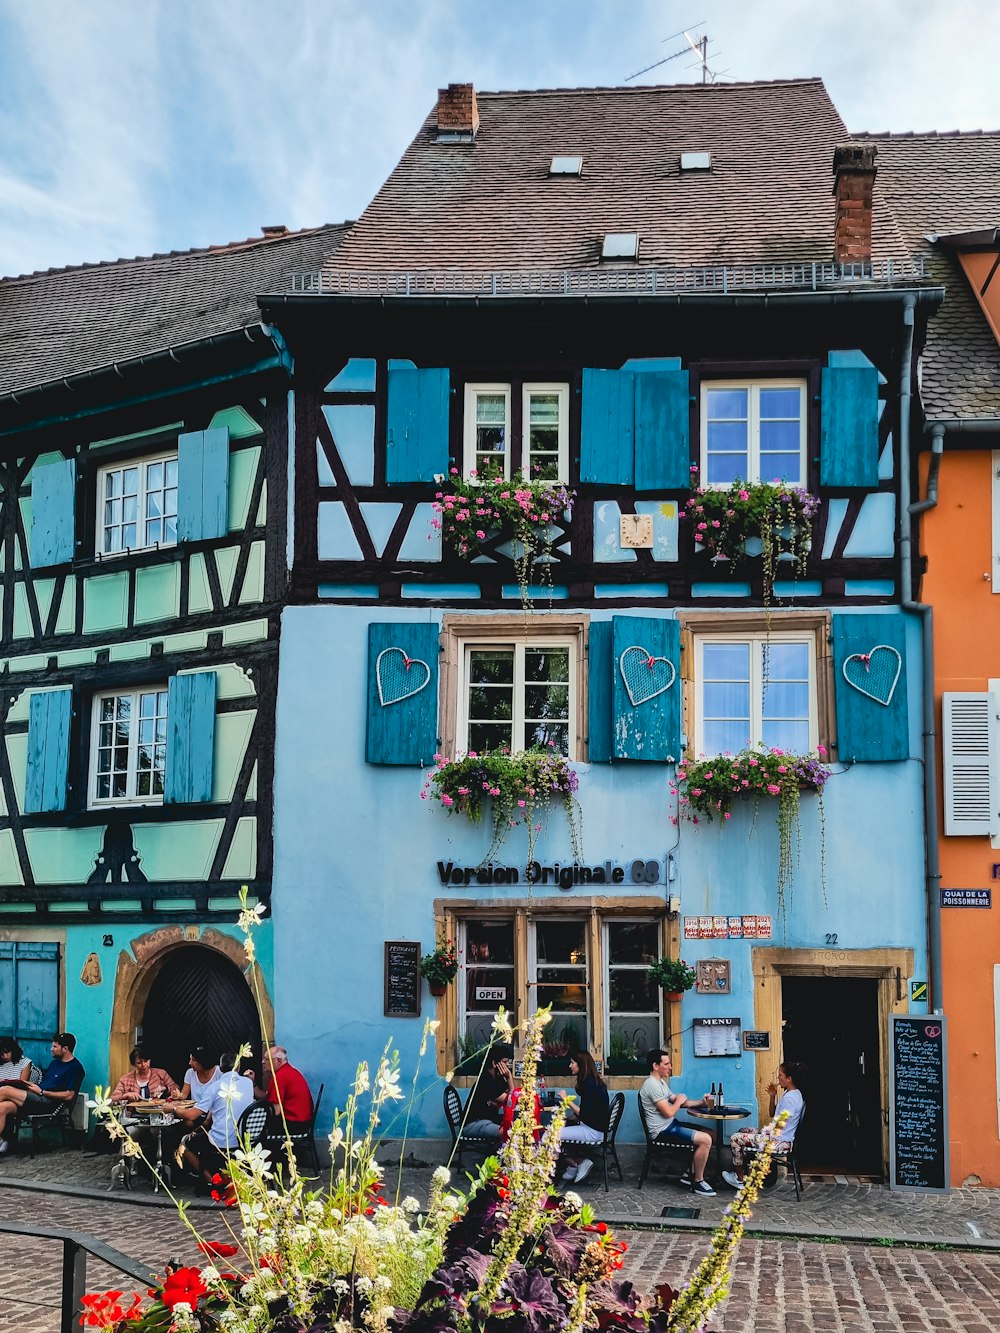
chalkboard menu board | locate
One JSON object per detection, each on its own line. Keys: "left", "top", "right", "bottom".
{"left": 889, "top": 1014, "right": 949, "bottom": 1194}
{"left": 384, "top": 941, "right": 421, "bottom": 1018}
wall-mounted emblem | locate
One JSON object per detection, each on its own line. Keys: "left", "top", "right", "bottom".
{"left": 618, "top": 645, "right": 676, "bottom": 707}
{"left": 376, "top": 647, "right": 432, "bottom": 707}
{"left": 842, "top": 644, "right": 901, "bottom": 707}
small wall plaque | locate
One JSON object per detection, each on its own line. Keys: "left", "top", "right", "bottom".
{"left": 695, "top": 958, "right": 731, "bottom": 995}
{"left": 743, "top": 1030, "right": 771, "bottom": 1052}
{"left": 620, "top": 513, "right": 654, "bottom": 549}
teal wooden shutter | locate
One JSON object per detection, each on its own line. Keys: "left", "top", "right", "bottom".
{"left": 580, "top": 369, "right": 635, "bottom": 484}
{"left": 611, "top": 615, "right": 680, "bottom": 761}
{"left": 820, "top": 350, "right": 879, "bottom": 489}
{"left": 367, "top": 622, "right": 439, "bottom": 764}
{"left": 29, "top": 458, "right": 76, "bottom": 566}
{"left": 178, "top": 427, "right": 230, "bottom": 541}
{"left": 634, "top": 366, "right": 690, "bottom": 490}
{"left": 0, "top": 941, "right": 60, "bottom": 1070}
{"left": 24, "top": 689, "right": 72, "bottom": 813}
{"left": 165, "top": 672, "right": 216, "bottom": 803}
{"left": 587, "top": 620, "right": 614, "bottom": 762}
{"left": 832, "top": 613, "right": 908, "bottom": 761}
{"left": 386, "top": 363, "right": 450, "bottom": 484}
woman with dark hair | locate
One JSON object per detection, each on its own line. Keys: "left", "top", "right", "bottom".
{"left": 0, "top": 1038, "right": 31, "bottom": 1086}
{"left": 722, "top": 1060, "right": 807, "bottom": 1188}
{"left": 558, "top": 1051, "right": 610, "bottom": 1187}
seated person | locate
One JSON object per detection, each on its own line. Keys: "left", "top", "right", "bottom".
{"left": 0, "top": 1037, "right": 32, "bottom": 1087}
{"left": 463, "top": 1043, "right": 515, "bottom": 1138}
{"left": 110, "top": 1047, "right": 179, "bottom": 1103}
{"left": 0, "top": 1032, "right": 84, "bottom": 1154}
{"left": 722, "top": 1061, "right": 806, "bottom": 1189}
{"left": 639, "top": 1048, "right": 716, "bottom": 1197}
{"left": 182, "top": 1052, "right": 255, "bottom": 1188}
{"left": 252, "top": 1044, "right": 313, "bottom": 1133}
{"left": 161, "top": 1045, "right": 222, "bottom": 1167}
{"left": 558, "top": 1051, "right": 610, "bottom": 1186}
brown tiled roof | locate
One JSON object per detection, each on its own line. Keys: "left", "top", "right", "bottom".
{"left": 860, "top": 131, "right": 1000, "bottom": 421}
{"left": 329, "top": 79, "right": 908, "bottom": 275}
{"left": 0, "top": 223, "right": 350, "bottom": 398}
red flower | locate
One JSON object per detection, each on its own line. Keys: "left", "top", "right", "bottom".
{"left": 79, "top": 1291, "right": 143, "bottom": 1326}
{"left": 161, "top": 1266, "right": 208, "bottom": 1309}
{"left": 197, "top": 1241, "right": 239, "bottom": 1258}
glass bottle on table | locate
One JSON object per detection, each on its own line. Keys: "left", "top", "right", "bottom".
{"left": 717, "top": 1081, "right": 724, "bottom": 1110}
{"left": 708, "top": 1082, "right": 716, "bottom": 1109}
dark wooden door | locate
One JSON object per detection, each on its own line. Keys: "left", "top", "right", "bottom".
{"left": 141, "top": 946, "right": 261, "bottom": 1086}
{"left": 781, "top": 975, "right": 883, "bottom": 1177}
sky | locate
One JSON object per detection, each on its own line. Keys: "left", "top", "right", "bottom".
{"left": 1, "top": 0, "right": 998, "bottom": 279}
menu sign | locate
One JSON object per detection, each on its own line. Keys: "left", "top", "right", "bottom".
{"left": 384, "top": 941, "right": 421, "bottom": 1018}
{"left": 889, "top": 1014, "right": 949, "bottom": 1194}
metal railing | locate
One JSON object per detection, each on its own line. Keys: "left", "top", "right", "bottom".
{"left": 0, "top": 1220, "right": 155, "bottom": 1333}
{"left": 288, "top": 256, "right": 930, "bottom": 298}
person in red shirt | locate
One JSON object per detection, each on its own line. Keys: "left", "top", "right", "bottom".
{"left": 258, "top": 1045, "right": 312, "bottom": 1131}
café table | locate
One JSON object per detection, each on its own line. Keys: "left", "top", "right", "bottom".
{"left": 684, "top": 1104, "right": 751, "bottom": 1181}
{"left": 112, "top": 1099, "right": 192, "bottom": 1193}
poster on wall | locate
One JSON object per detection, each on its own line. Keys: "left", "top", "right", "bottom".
{"left": 692, "top": 1016, "right": 741, "bottom": 1057}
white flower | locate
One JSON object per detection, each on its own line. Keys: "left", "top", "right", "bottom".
{"left": 375, "top": 1062, "right": 404, "bottom": 1103}
{"left": 402, "top": 1195, "right": 421, "bottom": 1213}
{"left": 355, "top": 1276, "right": 374, "bottom": 1294}
{"left": 200, "top": 1265, "right": 220, "bottom": 1283}
{"left": 353, "top": 1063, "right": 370, "bottom": 1095}
{"left": 563, "top": 1190, "right": 583, "bottom": 1209}
{"left": 329, "top": 1126, "right": 344, "bottom": 1153}
{"left": 432, "top": 1165, "right": 451, "bottom": 1186}
{"left": 491, "top": 1007, "right": 514, "bottom": 1042}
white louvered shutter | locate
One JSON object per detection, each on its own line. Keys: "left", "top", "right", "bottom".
{"left": 942, "top": 692, "right": 999, "bottom": 836}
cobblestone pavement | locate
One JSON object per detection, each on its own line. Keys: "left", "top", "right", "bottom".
{"left": 5, "top": 1142, "right": 1000, "bottom": 1331}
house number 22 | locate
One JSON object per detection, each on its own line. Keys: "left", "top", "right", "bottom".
{"left": 825, "top": 933, "right": 838, "bottom": 946}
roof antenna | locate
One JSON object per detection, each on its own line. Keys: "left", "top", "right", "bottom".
{"left": 625, "top": 22, "right": 722, "bottom": 84}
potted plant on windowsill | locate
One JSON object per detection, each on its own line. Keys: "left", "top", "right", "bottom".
{"left": 681, "top": 472, "right": 819, "bottom": 607}
{"left": 648, "top": 956, "right": 697, "bottom": 1004}
{"left": 431, "top": 466, "right": 575, "bottom": 612}
{"left": 419, "top": 939, "right": 459, "bottom": 996}
{"left": 422, "top": 744, "right": 583, "bottom": 867}
{"left": 670, "top": 746, "right": 832, "bottom": 924}
{"left": 606, "top": 1027, "right": 649, "bottom": 1075}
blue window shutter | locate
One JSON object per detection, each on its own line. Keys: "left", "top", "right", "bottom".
{"left": 634, "top": 367, "right": 690, "bottom": 490}
{"left": 178, "top": 427, "right": 230, "bottom": 541}
{"left": 386, "top": 364, "right": 450, "bottom": 484}
{"left": 611, "top": 616, "right": 680, "bottom": 761}
{"left": 832, "top": 613, "right": 908, "bottom": 761}
{"left": 29, "top": 458, "right": 75, "bottom": 566}
{"left": 24, "top": 689, "right": 72, "bottom": 813}
{"left": 587, "top": 620, "right": 614, "bottom": 762}
{"left": 366, "top": 622, "right": 440, "bottom": 764}
{"left": 820, "top": 352, "right": 879, "bottom": 488}
{"left": 0, "top": 941, "right": 60, "bottom": 1070}
{"left": 581, "top": 369, "right": 635, "bottom": 484}
{"left": 165, "top": 672, "right": 216, "bottom": 803}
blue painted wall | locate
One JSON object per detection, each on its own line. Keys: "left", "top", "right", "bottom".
{"left": 272, "top": 606, "right": 927, "bottom": 1143}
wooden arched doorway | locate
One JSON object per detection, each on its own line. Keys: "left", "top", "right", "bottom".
{"left": 141, "top": 945, "right": 261, "bottom": 1085}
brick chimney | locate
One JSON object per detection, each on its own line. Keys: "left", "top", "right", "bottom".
{"left": 832, "top": 143, "right": 878, "bottom": 265}
{"left": 436, "top": 83, "right": 479, "bottom": 137}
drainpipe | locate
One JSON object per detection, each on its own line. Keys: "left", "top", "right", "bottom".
{"left": 898, "top": 291, "right": 944, "bottom": 1012}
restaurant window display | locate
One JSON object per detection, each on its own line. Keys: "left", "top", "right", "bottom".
{"left": 460, "top": 918, "right": 516, "bottom": 1049}
{"left": 605, "top": 920, "right": 662, "bottom": 1072}
{"left": 531, "top": 918, "right": 590, "bottom": 1061}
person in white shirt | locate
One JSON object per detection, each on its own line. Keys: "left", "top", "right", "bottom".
{"left": 182, "top": 1051, "right": 254, "bottom": 1189}
{"left": 639, "top": 1048, "right": 716, "bottom": 1196}
{"left": 722, "top": 1061, "right": 807, "bottom": 1189}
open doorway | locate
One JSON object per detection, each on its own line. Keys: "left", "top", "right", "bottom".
{"left": 781, "top": 974, "right": 883, "bottom": 1177}
{"left": 141, "top": 945, "right": 261, "bottom": 1085}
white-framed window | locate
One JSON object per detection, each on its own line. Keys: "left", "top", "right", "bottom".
{"left": 97, "top": 453, "right": 178, "bottom": 555}
{"left": 464, "top": 385, "right": 511, "bottom": 480}
{"left": 90, "top": 686, "right": 168, "bottom": 805}
{"left": 700, "top": 380, "right": 806, "bottom": 486}
{"left": 694, "top": 632, "right": 817, "bottom": 755}
{"left": 522, "top": 384, "right": 569, "bottom": 482}
{"left": 458, "top": 637, "right": 575, "bottom": 756}
{"left": 605, "top": 919, "right": 662, "bottom": 1065}
{"left": 460, "top": 917, "right": 516, "bottom": 1048}
{"left": 463, "top": 382, "right": 569, "bottom": 482}
{"left": 530, "top": 917, "right": 590, "bottom": 1053}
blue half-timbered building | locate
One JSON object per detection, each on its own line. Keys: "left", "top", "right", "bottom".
{"left": 263, "top": 79, "right": 944, "bottom": 1175}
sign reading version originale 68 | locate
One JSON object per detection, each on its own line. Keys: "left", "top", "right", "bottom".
{"left": 437, "top": 858, "right": 664, "bottom": 889}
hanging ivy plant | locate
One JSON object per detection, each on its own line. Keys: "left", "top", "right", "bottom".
{"left": 681, "top": 473, "right": 820, "bottom": 608}
{"left": 671, "top": 746, "right": 831, "bottom": 927}
{"left": 431, "top": 468, "right": 575, "bottom": 612}
{"left": 422, "top": 745, "right": 582, "bottom": 867}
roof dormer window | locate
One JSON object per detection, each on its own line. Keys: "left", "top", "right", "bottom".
{"left": 601, "top": 232, "right": 639, "bottom": 260}
{"left": 549, "top": 155, "right": 583, "bottom": 176}
{"left": 680, "top": 151, "right": 712, "bottom": 171}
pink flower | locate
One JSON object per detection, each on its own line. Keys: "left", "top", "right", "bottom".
{"left": 441, "top": 793, "right": 454, "bottom": 806}
{"left": 458, "top": 786, "right": 470, "bottom": 795}
{"left": 738, "top": 489, "right": 749, "bottom": 501}
{"left": 723, "top": 811, "right": 731, "bottom": 819}
{"left": 767, "top": 784, "right": 781, "bottom": 795}
{"left": 817, "top": 744, "right": 827, "bottom": 756}
{"left": 517, "top": 799, "right": 526, "bottom": 808}
{"left": 476, "top": 530, "right": 486, "bottom": 539}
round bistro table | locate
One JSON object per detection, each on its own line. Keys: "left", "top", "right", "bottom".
{"left": 684, "top": 1105, "right": 751, "bottom": 1181}
{"left": 114, "top": 1099, "right": 192, "bottom": 1193}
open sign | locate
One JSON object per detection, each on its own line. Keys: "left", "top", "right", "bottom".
{"left": 476, "top": 987, "right": 507, "bottom": 1002}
